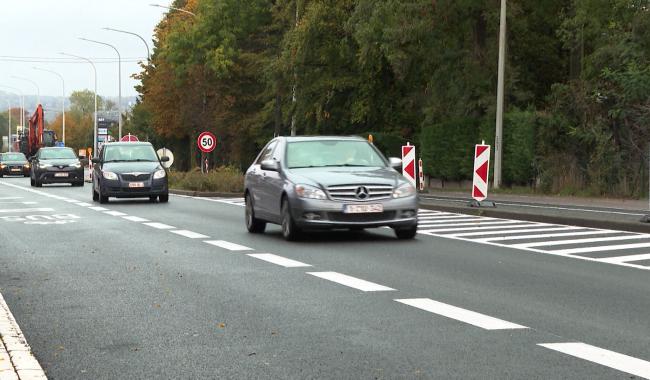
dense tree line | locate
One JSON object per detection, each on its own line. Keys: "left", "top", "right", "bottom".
{"left": 127, "top": 0, "right": 650, "bottom": 196}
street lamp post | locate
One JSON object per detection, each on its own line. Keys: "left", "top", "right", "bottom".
{"left": 33, "top": 67, "right": 66, "bottom": 145}
{"left": 102, "top": 27, "right": 150, "bottom": 61}
{"left": 149, "top": 3, "right": 196, "bottom": 16}
{"left": 493, "top": 0, "right": 507, "bottom": 189}
{"left": 0, "top": 85, "right": 25, "bottom": 148}
{"left": 79, "top": 37, "right": 123, "bottom": 139}
{"left": 2, "top": 100, "right": 10, "bottom": 152}
{"left": 60, "top": 53, "right": 97, "bottom": 157}
{"left": 11, "top": 76, "right": 40, "bottom": 106}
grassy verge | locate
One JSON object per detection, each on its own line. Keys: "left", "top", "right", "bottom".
{"left": 169, "top": 167, "right": 244, "bottom": 193}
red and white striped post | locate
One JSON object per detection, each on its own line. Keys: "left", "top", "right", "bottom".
{"left": 470, "top": 141, "right": 496, "bottom": 207}
{"left": 418, "top": 158, "right": 424, "bottom": 191}
{"left": 401, "top": 143, "right": 416, "bottom": 187}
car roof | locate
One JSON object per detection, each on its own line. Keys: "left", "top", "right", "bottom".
{"left": 103, "top": 142, "right": 152, "bottom": 147}
{"left": 280, "top": 136, "right": 368, "bottom": 143}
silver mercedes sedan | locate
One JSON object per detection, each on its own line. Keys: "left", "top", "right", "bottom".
{"left": 244, "top": 136, "right": 418, "bottom": 241}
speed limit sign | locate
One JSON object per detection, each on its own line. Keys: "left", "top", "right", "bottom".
{"left": 197, "top": 131, "right": 217, "bottom": 153}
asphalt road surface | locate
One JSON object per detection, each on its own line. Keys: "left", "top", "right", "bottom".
{"left": 0, "top": 176, "right": 649, "bottom": 379}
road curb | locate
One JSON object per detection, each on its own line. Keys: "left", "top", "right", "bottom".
{"left": 170, "top": 189, "right": 242, "bottom": 198}
{"left": 418, "top": 203, "right": 650, "bottom": 234}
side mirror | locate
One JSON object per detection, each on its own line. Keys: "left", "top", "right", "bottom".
{"left": 91, "top": 157, "right": 101, "bottom": 164}
{"left": 160, "top": 156, "right": 170, "bottom": 162}
{"left": 260, "top": 159, "right": 279, "bottom": 171}
{"left": 388, "top": 157, "right": 402, "bottom": 170}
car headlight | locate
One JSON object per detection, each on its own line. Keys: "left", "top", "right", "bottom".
{"left": 0, "top": 164, "right": 5, "bottom": 169}
{"left": 153, "top": 169, "right": 166, "bottom": 179}
{"left": 392, "top": 183, "right": 416, "bottom": 198}
{"left": 39, "top": 163, "right": 52, "bottom": 169}
{"left": 295, "top": 184, "right": 327, "bottom": 200}
{"left": 71, "top": 162, "right": 82, "bottom": 168}
{"left": 102, "top": 171, "right": 118, "bottom": 180}
{"left": 23, "top": 164, "right": 30, "bottom": 168}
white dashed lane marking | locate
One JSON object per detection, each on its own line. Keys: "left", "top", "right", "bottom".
{"left": 104, "top": 211, "right": 127, "bottom": 217}
{"left": 88, "top": 206, "right": 108, "bottom": 211}
{"left": 204, "top": 240, "right": 253, "bottom": 251}
{"left": 74, "top": 202, "right": 92, "bottom": 207}
{"left": 247, "top": 253, "right": 312, "bottom": 268}
{"left": 170, "top": 230, "right": 209, "bottom": 239}
{"left": 539, "top": 343, "right": 650, "bottom": 379}
{"left": 395, "top": 298, "right": 527, "bottom": 331}
{"left": 0, "top": 208, "right": 53, "bottom": 213}
{"left": 143, "top": 222, "right": 176, "bottom": 230}
{"left": 122, "top": 216, "right": 150, "bottom": 222}
{"left": 307, "top": 272, "right": 395, "bottom": 292}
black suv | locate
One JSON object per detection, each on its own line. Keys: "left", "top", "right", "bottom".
{"left": 91, "top": 142, "right": 169, "bottom": 203}
{"left": 0, "top": 152, "right": 30, "bottom": 177}
{"left": 30, "top": 147, "right": 84, "bottom": 187}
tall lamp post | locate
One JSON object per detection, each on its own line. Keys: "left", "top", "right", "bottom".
{"left": 79, "top": 37, "right": 123, "bottom": 139}
{"left": 493, "top": 0, "right": 507, "bottom": 189}
{"left": 102, "top": 27, "right": 150, "bottom": 61}
{"left": 2, "top": 100, "right": 10, "bottom": 152}
{"left": 60, "top": 53, "right": 97, "bottom": 157}
{"left": 0, "top": 85, "right": 25, "bottom": 149}
{"left": 33, "top": 67, "right": 66, "bottom": 145}
{"left": 11, "top": 76, "right": 40, "bottom": 106}
{"left": 149, "top": 3, "right": 196, "bottom": 16}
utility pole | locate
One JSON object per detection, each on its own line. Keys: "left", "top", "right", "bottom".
{"left": 290, "top": 0, "right": 300, "bottom": 136}
{"left": 493, "top": 0, "right": 507, "bottom": 189}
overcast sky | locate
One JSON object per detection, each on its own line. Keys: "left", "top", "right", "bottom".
{"left": 1, "top": 0, "right": 169, "bottom": 98}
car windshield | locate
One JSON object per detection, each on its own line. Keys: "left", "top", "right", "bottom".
{"left": 1, "top": 153, "right": 26, "bottom": 161}
{"left": 39, "top": 149, "right": 77, "bottom": 160}
{"left": 286, "top": 140, "right": 386, "bottom": 169}
{"left": 103, "top": 145, "right": 158, "bottom": 162}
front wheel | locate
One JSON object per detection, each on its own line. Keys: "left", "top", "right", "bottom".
{"left": 394, "top": 226, "right": 417, "bottom": 240}
{"left": 245, "top": 194, "right": 266, "bottom": 233}
{"left": 281, "top": 199, "right": 301, "bottom": 241}
{"left": 159, "top": 194, "right": 169, "bottom": 203}
{"left": 92, "top": 186, "right": 99, "bottom": 202}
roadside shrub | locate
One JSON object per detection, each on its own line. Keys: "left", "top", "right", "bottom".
{"left": 169, "top": 166, "right": 244, "bottom": 193}
{"left": 420, "top": 117, "right": 479, "bottom": 181}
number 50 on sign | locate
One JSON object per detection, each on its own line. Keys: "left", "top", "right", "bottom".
{"left": 197, "top": 131, "right": 217, "bottom": 153}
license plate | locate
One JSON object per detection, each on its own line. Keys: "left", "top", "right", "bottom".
{"left": 54, "top": 172, "right": 69, "bottom": 177}
{"left": 343, "top": 204, "right": 383, "bottom": 214}
{"left": 128, "top": 182, "right": 144, "bottom": 188}
{"left": 10, "top": 169, "right": 20, "bottom": 172}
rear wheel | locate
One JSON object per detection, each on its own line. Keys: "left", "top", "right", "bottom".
{"left": 159, "top": 194, "right": 169, "bottom": 203}
{"left": 281, "top": 199, "right": 301, "bottom": 241}
{"left": 245, "top": 193, "right": 266, "bottom": 233}
{"left": 30, "top": 177, "right": 35, "bottom": 186}
{"left": 394, "top": 226, "right": 417, "bottom": 240}
{"left": 35, "top": 179, "right": 42, "bottom": 187}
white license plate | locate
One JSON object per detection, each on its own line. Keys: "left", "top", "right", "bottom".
{"left": 54, "top": 172, "right": 69, "bottom": 177}
{"left": 10, "top": 169, "right": 20, "bottom": 172}
{"left": 128, "top": 182, "right": 144, "bottom": 188}
{"left": 343, "top": 204, "right": 383, "bottom": 214}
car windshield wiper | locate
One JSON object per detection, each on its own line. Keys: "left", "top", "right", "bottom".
{"left": 126, "top": 159, "right": 156, "bottom": 162}
{"left": 320, "top": 164, "right": 374, "bottom": 167}
{"left": 103, "top": 159, "right": 128, "bottom": 163}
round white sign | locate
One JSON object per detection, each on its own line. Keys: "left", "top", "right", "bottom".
{"left": 157, "top": 147, "right": 174, "bottom": 168}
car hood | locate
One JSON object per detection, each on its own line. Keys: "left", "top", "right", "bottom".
{"left": 41, "top": 159, "right": 79, "bottom": 166}
{"left": 101, "top": 161, "right": 161, "bottom": 174}
{"left": 1, "top": 160, "right": 28, "bottom": 165}
{"left": 286, "top": 166, "right": 403, "bottom": 188}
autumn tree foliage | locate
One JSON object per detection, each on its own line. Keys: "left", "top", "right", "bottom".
{"left": 129, "top": 0, "right": 650, "bottom": 196}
